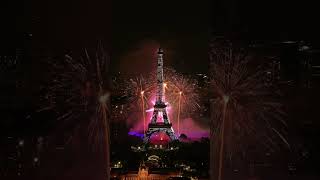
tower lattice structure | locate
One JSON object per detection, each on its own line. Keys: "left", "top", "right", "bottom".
{"left": 143, "top": 48, "right": 176, "bottom": 144}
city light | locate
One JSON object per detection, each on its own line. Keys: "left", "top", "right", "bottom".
{"left": 99, "top": 93, "right": 110, "bottom": 103}
{"left": 18, "top": 140, "right": 24, "bottom": 147}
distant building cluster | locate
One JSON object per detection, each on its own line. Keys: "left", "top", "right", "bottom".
{"left": 0, "top": 49, "right": 21, "bottom": 109}
{"left": 0, "top": 54, "right": 18, "bottom": 71}
{"left": 112, "top": 162, "right": 181, "bottom": 180}
{"left": 249, "top": 40, "right": 320, "bottom": 88}
{"left": 1, "top": 136, "right": 47, "bottom": 178}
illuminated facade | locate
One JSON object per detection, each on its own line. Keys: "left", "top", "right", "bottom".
{"left": 117, "top": 164, "right": 179, "bottom": 180}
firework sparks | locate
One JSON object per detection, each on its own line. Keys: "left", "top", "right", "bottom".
{"left": 209, "top": 42, "right": 288, "bottom": 180}
{"left": 122, "top": 67, "right": 200, "bottom": 134}
{"left": 163, "top": 68, "right": 200, "bottom": 116}
{"left": 124, "top": 75, "right": 154, "bottom": 110}
{"left": 41, "top": 44, "right": 111, "bottom": 179}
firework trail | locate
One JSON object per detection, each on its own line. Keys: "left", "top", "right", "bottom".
{"left": 40, "top": 44, "right": 111, "bottom": 179}
{"left": 209, "top": 41, "right": 289, "bottom": 180}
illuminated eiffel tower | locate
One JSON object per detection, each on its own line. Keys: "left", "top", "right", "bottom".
{"left": 143, "top": 48, "right": 177, "bottom": 144}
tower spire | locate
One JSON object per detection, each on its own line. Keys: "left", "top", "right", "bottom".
{"left": 156, "top": 47, "right": 164, "bottom": 103}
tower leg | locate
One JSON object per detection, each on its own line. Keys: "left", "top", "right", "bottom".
{"left": 163, "top": 111, "right": 169, "bottom": 124}
{"left": 166, "top": 128, "right": 177, "bottom": 141}
{"left": 151, "top": 110, "right": 158, "bottom": 124}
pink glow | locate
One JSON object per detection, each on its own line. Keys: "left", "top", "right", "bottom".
{"left": 129, "top": 86, "right": 209, "bottom": 140}
{"left": 129, "top": 114, "right": 209, "bottom": 140}
{"left": 173, "top": 118, "right": 209, "bottom": 140}
{"left": 146, "top": 108, "right": 154, "bottom": 112}
{"left": 149, "top": 131, "right": 170, "bottom": 145}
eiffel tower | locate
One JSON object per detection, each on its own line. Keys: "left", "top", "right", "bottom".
{"left": 143, "top": 48, "right": 177, "bottom": 144}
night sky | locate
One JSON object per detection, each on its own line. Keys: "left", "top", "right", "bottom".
{"left": 212, "top": 0, "right": 320, "bottom": 42}
{"left": 30, "top": 0, "right": 110, "bottom": 57}
{"left": 111, "top": 0, "right": 211, "bottom": 75}
{"left": 3, "top": 0, "right": 320, "bottom": 69}
{"left": 41, "top": 0, "right": 320, "bottom": 76}
{"left": 3, "top": 0, "right": 210, "bottom": 74}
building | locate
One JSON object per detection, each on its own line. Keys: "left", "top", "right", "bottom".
{"left": 299, "top": 48, "right": 320, "bottom": 88}
{"left": 0, "top": 48, "right": 21, "bottom": 111}
{"left": 114, "top": 163, "right": 180, "bottom": 180}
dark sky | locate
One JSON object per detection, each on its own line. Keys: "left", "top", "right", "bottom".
{"left": 111, "top": 0, "right": 211, "bottom": 75}
{"left": 3, "top": 0, "right": 320, "bottom": 46}
{"left": 3, "top": 0, "right": 211, "bottom": 74}
{"left": 2, "top": 0, "right": 320, "bottom": 72}
{"left": 212, "top": 0, "right": 320, "bottom": 42}
{"left": 31, "top": 0, "right": 111, "bottom": 54}
{"left": 111, "top": 0, "right": 320, "bottom": 75}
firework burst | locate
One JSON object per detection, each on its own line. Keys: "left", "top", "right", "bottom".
{"left": 124, "top": 75, "right": 154, "bottom": 110}
{"left": 163, "top": 68, "right": 200, "bottom": 116}
{"left": 209, "top": 41, "right": 289, "bottom": 180}
{"left": 40, "top": 44, "right": 111, "bottom": 179}
{"left": 123, "top": 68, "right": 200, "bottom": 112}
{"left": 122, "top": 67, "right": 200, "bottom": 134}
